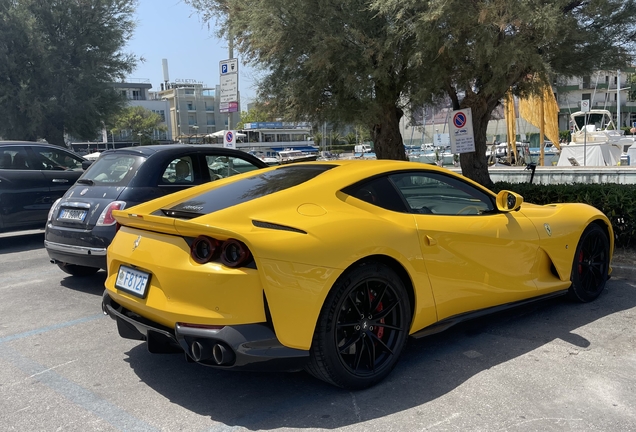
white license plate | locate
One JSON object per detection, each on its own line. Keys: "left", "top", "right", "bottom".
{"left": 58, "top": 209, "right": 87, "bottom": 221}
{"left": 115, "top": 265, "right": 150, "bottom": 298}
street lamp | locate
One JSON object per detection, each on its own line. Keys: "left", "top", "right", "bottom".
{"left": 137, "top": 132, "right": 143, "bottom": 146}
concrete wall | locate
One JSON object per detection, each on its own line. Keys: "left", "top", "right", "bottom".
{"left": 448, "top": 166, "right": 636, "bottom": 185}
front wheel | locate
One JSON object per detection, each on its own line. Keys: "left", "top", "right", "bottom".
{"left": 568, "top": 224, "right": 610, "bottom": 302}
{"left": 306, "top": 261, "right": 411, "bottom": 389}
{"left": 56, "top": 262, "right": 100, "bottom": 277}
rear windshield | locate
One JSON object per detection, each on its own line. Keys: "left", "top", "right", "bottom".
{"left": 159, "top": 164, "right": 335, "bottom": 218}
{"left": 80, "top": 154, "right": 144, "bottom": 186}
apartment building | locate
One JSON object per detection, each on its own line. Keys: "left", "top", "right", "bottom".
{"left": 554, "top": 68, "right": 636, "bottom": 131}
{"left": 112, "top": 81, "right": 172, "bottom": 142}
{"left": 157, "top": 80, "right": 240, "bottom": 142}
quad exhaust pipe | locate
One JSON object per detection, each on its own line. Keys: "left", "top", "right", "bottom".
{"left": 190, "top": 341, "right": 233, "bottom": 365}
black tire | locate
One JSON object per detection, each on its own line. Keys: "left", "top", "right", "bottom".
{"left": 305, "top": 261, "right": 411, "bottom": 389}
{"left": 56, "top": 262, "right": 100, "bottom": 277}
{"left": 568, "top": 224, "right": 610, "bottom": 302}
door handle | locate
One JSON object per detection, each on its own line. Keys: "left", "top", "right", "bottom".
{"left": 52, "top": 179, "right": 69, "bottom": 183}
{"left": 425, "top": 235, "right": 437, "bottom": 246}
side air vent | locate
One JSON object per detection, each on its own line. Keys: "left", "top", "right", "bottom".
{"left": 252, "top": 220, "right": 307, "bottom": 234}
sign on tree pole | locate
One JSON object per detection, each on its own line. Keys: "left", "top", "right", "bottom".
{"left": 449, "top": 108, "right": 476, "bottom": 153}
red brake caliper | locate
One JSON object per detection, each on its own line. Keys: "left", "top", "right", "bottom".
{"left": 578, "top": 249, "right": 584, "bottom": 275}
{"left": 369, "top": 292, "right": 385, "bottom": 339}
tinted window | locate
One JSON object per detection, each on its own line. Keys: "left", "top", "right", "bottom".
{"left": 160, "top": 164, "right": 335, "bottom": 218}
{"left": 31, "top": 147, "right": 84, "bottom": 171}
{"left": 390, "top": 172, "right": 494, "bottom": 215}
{"left": 205, "top": 155, "right": 262, "bottom": 179}
{"left": 343, "top": 176, "right": 408, "bottom": 212}
{"left": 161, "top": 157, "right": 194, "bottom": 184}
{"left": 0, "top": 147, "right": 32, "bottom": 170}
{"left": 81, "top": 154, "right": 144, "bottom": 186}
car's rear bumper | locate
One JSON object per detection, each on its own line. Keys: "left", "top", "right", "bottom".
{"left": 45, "top": 240, "right": 107, "bottom": 269}
{"left": 101, "top": 291, "right": 309, "bottom": 371}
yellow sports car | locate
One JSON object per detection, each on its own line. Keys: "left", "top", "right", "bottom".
{"left": 102, "top": 160, "right": 613, "bottom": 389}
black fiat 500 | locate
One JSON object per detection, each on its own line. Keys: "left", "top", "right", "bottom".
{"left": 44, "top": 145, "right": 268, "bottom": 276}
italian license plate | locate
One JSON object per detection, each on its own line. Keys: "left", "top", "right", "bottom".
{"left": 115, "top": 265, "right": 150, "bottom": 298}
{"left": 58, "top": 208, "right": 87, "bottom": 221}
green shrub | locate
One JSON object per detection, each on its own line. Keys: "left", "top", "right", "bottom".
{"left": 492, "top": 182, "right": 636, "bottom": 248}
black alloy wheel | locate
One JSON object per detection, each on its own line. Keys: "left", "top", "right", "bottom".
{"left": 306, "top": 261, "right": 411, "bottom": 389}
{"left": 569, "top": 224, "right": 610, "bottom": 302}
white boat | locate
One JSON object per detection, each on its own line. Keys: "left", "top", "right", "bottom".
{"left": 247, "top": 149, "right": 280, "bottom": 166}
{"left": 277, "top": 149, "right": 318, "bottom": 164}
{"left": 558, "top": 109, "right": 632, "bottom": 166}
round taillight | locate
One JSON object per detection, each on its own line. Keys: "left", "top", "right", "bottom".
{"left": 190, "top": 236, "right": 219, "bottom": 264}
{"left": 221, "top": 239, "right": 251, "bottom": 268}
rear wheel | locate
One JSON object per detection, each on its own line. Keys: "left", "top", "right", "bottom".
{"left": 56, "top": 262, "right": 100, "bottom": 277}
{"left": 568, "top": 224, "right": 609, "bottom": 302}
{"left": 306, "top": 261, "right": 411, "bottom": 389}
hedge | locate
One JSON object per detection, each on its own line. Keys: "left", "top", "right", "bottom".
{"left": 492, "top": 182, "right": 636, "bottom": 249}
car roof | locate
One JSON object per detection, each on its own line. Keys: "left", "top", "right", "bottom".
{"left": 99, "top": 144, "right": 258, "bottom": 158}
{"left": 0, "top": 141, "right": 85, "bottom": 156}
{"left": 0, "top": 140, "right": 64, "bottom": 148}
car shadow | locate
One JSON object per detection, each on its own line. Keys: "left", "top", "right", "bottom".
{"left": 59, "top": 271, "right": 107, "bottom": 296}
{"left": 0, "top": 232, "right": 45, "bottom": 254}
{"left": 121, "top": 279, "right": 635, "bottom": 430}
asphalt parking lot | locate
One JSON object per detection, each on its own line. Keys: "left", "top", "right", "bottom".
{"left": 1, "top": 233, "right": 635, "bottom": 431}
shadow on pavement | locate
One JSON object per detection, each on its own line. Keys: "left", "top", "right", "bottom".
{"left": 59, "top": 271, "right": 107, "bottom": 296}
{"left": 121, "top": 278, "right": 636, "bottom": 430}
{"left": 0, "top": 232, "right": 45, "bottom": 254}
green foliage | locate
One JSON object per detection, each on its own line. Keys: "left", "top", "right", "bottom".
{"left": 492, "top": 182, "right": 636, "bottom": 248}
{"left": 345, "top": 133, "right": 357, "bottom": 145}
{"left": 236, "top": 105, "right": 273, "bottom": 130}
{"left": 112, "top": 106, "right": 166, "bottom": 145}
{"left": 185, "top": 0, "right": 636, "bottom": 185}
{"left": 0, "top": 0, "right": 137, "bottom": 145}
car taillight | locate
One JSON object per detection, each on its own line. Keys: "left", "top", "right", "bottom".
{"left": 190, "top": 236, "right": 221, "bottom": 264}
{"left": 221, "top": 239, "right": 252, "bottom": 268}
{"left": 96, "top": 201, "right": 126, "bottom": 226}
{"left": 189, "top": 236, "right": 252, "bottom": 268}
{"left": 47, "top": 198, "right": 62, "bottom": 221}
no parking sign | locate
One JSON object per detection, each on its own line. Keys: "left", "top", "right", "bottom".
{"left": 449, "top": 108, "right": 476, "bottom": 153}
{"left": 223, "top": 130, "right": 236, "bottom": 149}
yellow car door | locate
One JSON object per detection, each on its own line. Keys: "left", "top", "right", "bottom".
{"left": 389, "top": 171, "right": 541, "bottom": 321}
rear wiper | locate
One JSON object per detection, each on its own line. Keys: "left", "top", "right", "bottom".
{"left": 76, "top": 178, "right": 94, "bottom": 185}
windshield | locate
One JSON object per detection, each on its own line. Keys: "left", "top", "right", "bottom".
{"left": 80, "top": 154, "right": 144, "bottom": 186}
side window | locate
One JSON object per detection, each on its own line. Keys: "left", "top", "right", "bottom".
{"left": 162, "top": 156, "right": 194, "bottom": 184}
{"left": 389, "top": 172, "right": 494, "bottom": 215}
{"left": 343, "top": 176, "right": 409, "bottom": 212}
{"left": 0, "top": 147, "right": 33, "bottom": 170}
{"left": 205, "top": 155, "right": 262, "bottom": 180}
{"left": 31, "top": 147, "right": 84, "bottom": 171}
{"left": 0, "top": 150, "right": 14, "bottom": 169}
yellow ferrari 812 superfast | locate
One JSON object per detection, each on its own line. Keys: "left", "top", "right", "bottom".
{"left": 102, "top": 160, "right": 613, "bottom": 389}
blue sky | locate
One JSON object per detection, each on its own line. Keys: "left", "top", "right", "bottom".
{"left": 124, "top": 0, "right": 257, "bottom": 105}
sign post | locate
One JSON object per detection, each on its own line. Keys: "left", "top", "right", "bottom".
{"left": 223, "top": 130, "right": 236, "bottom": 149}
{"left": 448, "top": 108, "right": 476, "bottom": 156}
{"left": 219, "top": 59, "right": 239, "bottom": 120}
{"left": 581, "top": 99, "right": 590, "bottom": 166}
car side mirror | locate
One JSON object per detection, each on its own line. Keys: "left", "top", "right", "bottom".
{"left": 82, "top": 160, "right": 93, "bottom": 170}
{"left": 496, "top": 190, "right": 523, "bottom": 212}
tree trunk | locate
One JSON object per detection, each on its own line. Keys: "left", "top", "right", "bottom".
{"left": 458, "top": 97, "right": 496, "bottom": 188}
{"left": 371, "top": 105, "right": 407, "bottom": 160}
{"left": 42, "top": 119, "right": 65, "bottom": 147}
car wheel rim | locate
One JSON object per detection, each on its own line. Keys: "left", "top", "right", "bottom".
{"left": 335, "top": 278, "right": 405, "bottom": 377}
{"left": 576, "top": 231, "right": 608, "bottom": 294}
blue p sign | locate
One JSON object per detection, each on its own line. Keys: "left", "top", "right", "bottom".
{"left": 222, "top": 64, "right": 228, "bottom": 74}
